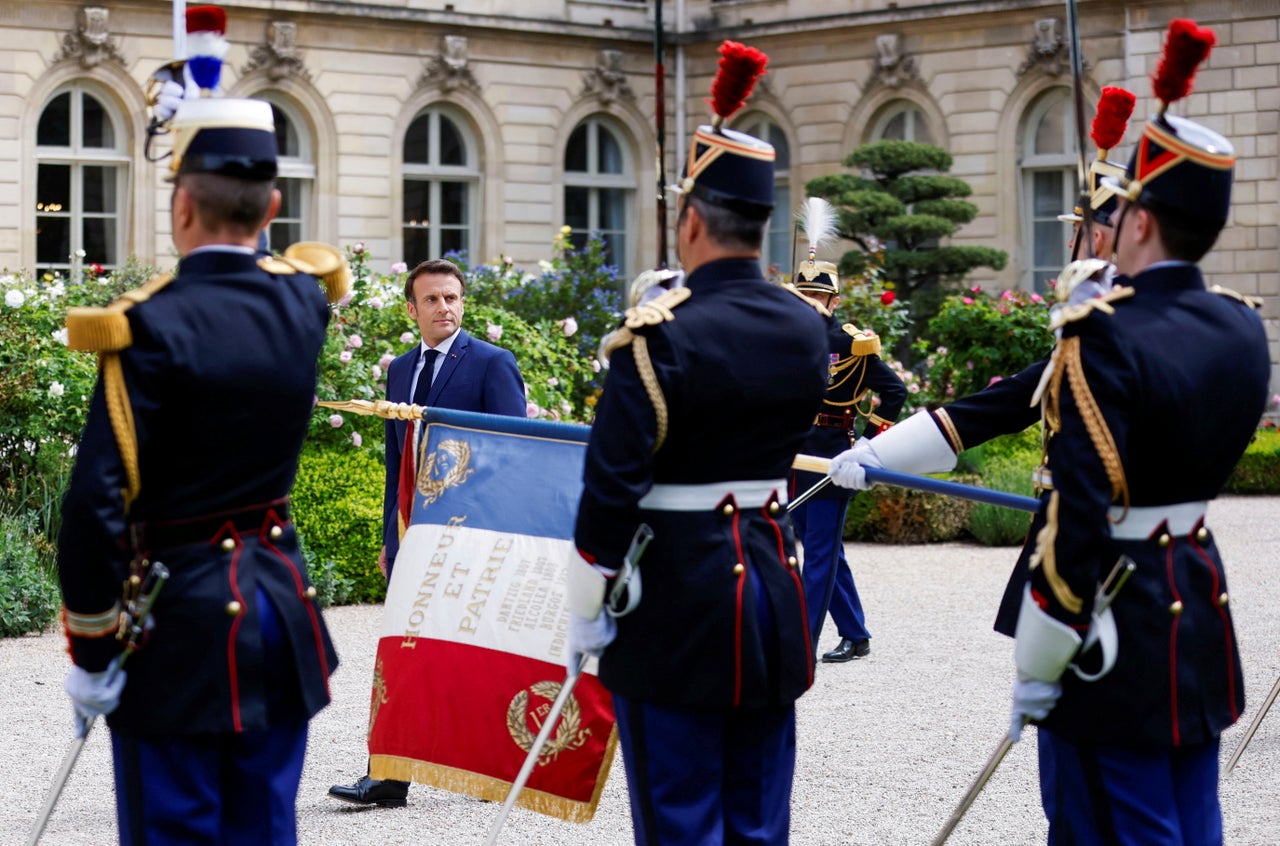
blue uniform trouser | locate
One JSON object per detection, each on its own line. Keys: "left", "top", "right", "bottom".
{"left": 1038, "top": 728, "right": 1222, "bottom": 845}
{"left": 792, "top": 497, "right": 869, "bottom": 647}
{"left": 613, "top": 694, "right": 797, "bottom": 846}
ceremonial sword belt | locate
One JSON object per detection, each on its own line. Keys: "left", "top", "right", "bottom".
{"left": 814, "top": 410, "right": 855, "bottom": 430}
{"left": 1108, "top": 501, "right": 1209, "bottom": 541}
{"left": 131, "top": 497, "right": 292, "bottom": 550}
{"left": 639, "top": 479, "right": 788, "bottom": 511}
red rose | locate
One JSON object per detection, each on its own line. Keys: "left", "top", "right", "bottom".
{"left": 880, "top": 291, "right": 896, "bottom": 305}
{"left": 89, "top": 263, "right": 104, "bottom": 275}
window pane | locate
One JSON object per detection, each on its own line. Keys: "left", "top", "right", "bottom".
{"left": 883, "top": 112, "right": 907, "bottom": 141}
{"left": 81, "top": 93, "right": 114, "bottom": 149}
{"left": 769, "top": 125, "right": 790, "bottom": 170}
{"left": 564, "top": 186, "right": 589, "bottom": 229}
{"left": 599, "top": 188, "right": 626, "bottom": 230}
{"left": 38, "top": 93, "right": 71, "bottom": 147}
{"left": 1033, "top": 220, "right": 1065, "bottom": 267}
{"left": 82, "top": 166, "right": 117, "bottom": 213}
{"left": 913, "top": 113, "right": 935, "bottom": 145}
{"left": 272, "top": 105, "right": 298, "bottom": 157}
{"left": 268, "top": 220, "right": 302, "bottom": 251}
{"left": 600, "top": 232, "right": 624, "bottom": 270}
{"left": 404, "top": 228, "right": 431, "bottom": 266}
{"left": 565, "top": 125, "right": 589, "bottom": 172}
{"left": 403, "top": 180, "right": 429, "bottom": 225}
{"left": 37, "top": 216, "right": 70, "bottom": 265}
{"left": 1033, "top": 171, "right": 1065, "bottom": 216}
{"left": 440, "top": 228, "right": 466, "bottom": 258}
{"left": 1034, "top": 101, "right": 1066, "bottom": 155}
{"left": 440, "top": 181, "right": 468, "bottom": 226}
{"left": 83, "top": 217, "right": 117, "bottom": 265}
{"left": 37, "top": 164, "right": 72, "bottom": 214}
{"left": 277, "top": 178, "right": 303, "bottom": 219}
{"left": 598, "top": 126, "right": 623, "bottom": 174}
{"left": 405, "top": 115, "right": 431, "bottom": 165}
{"left": 439, "top": 116, "right": 465, "bottom": 166}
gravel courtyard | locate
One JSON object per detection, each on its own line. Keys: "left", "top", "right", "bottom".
{"left": 5, "top": 496, "right": 1277, "bottom": 845}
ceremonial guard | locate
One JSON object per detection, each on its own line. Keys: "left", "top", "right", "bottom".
{"left": 1005, "top": 21, "right": 1268, "bottom": 841}
{"left": 56, "top": 11, "right": 346, "bottom": 841}
{"left": 788, "top": 197, "right": 906, "bottom": 661}
{"left": 570, "top": 42, "right": 829, "bottom": 845}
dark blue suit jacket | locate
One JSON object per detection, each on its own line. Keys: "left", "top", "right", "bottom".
{"left": 383, "top": 328, "right": 526, "bottom": 564}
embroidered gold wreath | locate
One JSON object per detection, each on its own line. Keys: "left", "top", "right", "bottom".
{"left": 506, "top": 681, "right": 591, "bottom": 765}
{"left": 368, "top": 657, "right": 389, "bottom": 740}
{"left": 417, "top": 438, "right": 475, "bottom": 505}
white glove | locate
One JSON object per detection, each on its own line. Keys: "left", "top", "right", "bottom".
{"left": 1010, "top": 676, "right": 1062, "bottom": 742}
{"left": 828, "top": 437, "right": 881, "bottom": 490}
{"left": 567, "top": 612, "right": 617, "bottom": 672}
{"left": 64, "top": 664, "right": 127, "bottom": 737}
{"left": 153, "top": 79, "right": 186, "bottom": 123}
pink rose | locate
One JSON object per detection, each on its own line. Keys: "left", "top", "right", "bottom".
{"left": 339, "top": 350, "right": 353, "bottom": 363}
{"left": 487, "top": 323, "right": 503, "bottom": 342}
{"left": 558, "top": 317, "right": 579, "bottom": 337}
{"left": 1000, "top": 289, "right": 1013, "bottom": 300}
{"left": 348, "top": 334, "right": 363, "bottom": 348}
{"left": 400, "top": 331, "right": 415, "bottom": 345}
{"left": 591, "top": 359, "right": 601, "bottom": 373}
{"left": 367, "top": 297, "right": 384, "bottom": 310}
{"left": 352, "top": 432, "right": 363, "bottom": 447}
{"left": 526, "top": 401, "right": 541, "bottom": 418}
{"left": 962, "top": 297, "right": 974, "bottom": 305}
{"left": 372, "top": 365, "right": 383, "bottom": 380}
{"left": 379, "top": 353, "right": 395, "bottom": 369}
{"left": 1030, "top": 293, "right": 1044, "bottom": 303}
{"left": 965, "top": 361, "right": 975, "bottom": 370}
{"left": 328, "top": 414, "right": 344, "bottom": 428}
{"left": 391, "top": 261, "right": 408, "bottom": 275}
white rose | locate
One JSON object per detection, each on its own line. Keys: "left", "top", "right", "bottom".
{"left": 48, "top": 382, "right": 66, "bottom": 398}
{"left": 5, "top": 290, "right": 25, "bottom": 308}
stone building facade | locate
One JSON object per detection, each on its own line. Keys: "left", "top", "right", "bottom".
{"left": 2, "top": 0, "right": 1276, "bottom": 388}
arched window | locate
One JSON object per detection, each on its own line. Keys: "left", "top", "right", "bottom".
{"left": 734, "top": 115, "right": 790, "bottom": 279}
{"left": 35, "top": 85, "right": 129, "bottom": 275}
{"left": 564, "top": 117, "right": 634, "bottom": 278}
{"left": 262, "top": 97, "right": 315, "bottom": 252}
{"left": 871, "top": 102, "right": 935, "bottom": 145}
{"left": 403, "top": 107, "right": 479, "bottom": 262}
{"left": 1020, "top": 89, "right": 1077, "bottom": 292}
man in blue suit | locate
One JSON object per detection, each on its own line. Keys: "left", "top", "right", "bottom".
{"left": 330, "top": 256, "right": 526, "bottom": 808}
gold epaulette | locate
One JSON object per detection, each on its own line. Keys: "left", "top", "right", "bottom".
{"left": 782, "top": 283, "right": 831, "bottom": 317}
{"left": 259, "top": 242, "right": 353, "bottom": 304}
{"left": 65, "top": 273, "right": 176, "bottom": 352}
{"left": 1209, "top": 285, "right": 1263, "bottom": 310}
{"left": 1048, "top": 286, "right": 1135, "bottom": 331}
{"left": 622, "top": 286, "right": 692, "bottom": 329}
{"left": 842, "top": 324, "right": 881, "bottom": 356}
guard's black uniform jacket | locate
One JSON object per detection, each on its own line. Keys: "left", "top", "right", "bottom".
{"left": 575, "top": 258, "right": 829, "bottom": 709}
{"left": 58, "top": 249, "right": 338, "bottom": 737}
{"left": 1029, "top": 263, "right": 1269, "bottom": 748}
{"left": 790, "top": 316, "right": 907, "bottom": 500}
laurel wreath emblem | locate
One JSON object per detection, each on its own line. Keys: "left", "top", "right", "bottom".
{"left": 417, "top": 438, "right": 475, "bottom": 504}
{"left": 506, "top": 681, "right": 592, "bottom": 765}
{"left": 368, "top": 657, "right": 389, "bottom": 741}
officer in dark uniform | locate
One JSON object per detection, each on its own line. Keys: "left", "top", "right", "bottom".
{"left": 1007, "top": 22, "right": 1270, "bottom": 841}
{"left": 57, "top": 94, "right": 347, "bottom": 846}
{"left": 569, "top": 42, "right": 829, "bottom": 846}
{"left": 788, "top": 240, "right": 906, "bottom": 662}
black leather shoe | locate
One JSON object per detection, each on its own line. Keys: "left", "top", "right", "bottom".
{"left": 822, "top": 638, "right": 871, "bottom": 663}
{"left": 327, "top": 775, "right": 409, "bottom": 808}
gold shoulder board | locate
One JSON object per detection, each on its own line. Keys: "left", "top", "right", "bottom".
{"left": 1049, "top": 286, "right": 1135, "bottom": 331}
{"left": 65, "top": 273, "right": 175, "bottom": 352}
{"left": 623, "top": 286, "right": 692, "bottom": 329}
{"left": 1209, "top": 285, "right": 1263, "bottom": 310}
{"left": 842, "top": 324, "right": 882, "bottom": 356}
{"left": 261, "top": 242, "right": 353, "bottom": 304}
{"left": 781, "top": 283, "right": 831, "bottom": 317}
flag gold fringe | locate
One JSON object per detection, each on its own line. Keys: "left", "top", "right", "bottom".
{"left": 370, "top": 725, "right": 618, "bottom": 823}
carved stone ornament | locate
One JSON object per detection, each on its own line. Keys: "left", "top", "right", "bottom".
{"left": 243, "top": 22, "right": 311, "bottom": 82}
{"left": 582, "top": 49, "right": 634, "bottom": 105}
{"left": 1017, "top": 18, "right": 1084, "bottom": 77}
{"left": 869, "top": 33, "right": 919, "bottom": 89}
{"left": 54, "top": 7, "right": 126, "bottom": 69}
{"left": 418, "top": 35, "right": 478, "bottom": 93}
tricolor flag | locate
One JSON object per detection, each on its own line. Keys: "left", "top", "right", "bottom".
{"left": 369, "top": 407, "right": 617, "bottom": 822}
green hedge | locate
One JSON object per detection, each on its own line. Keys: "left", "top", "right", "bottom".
{"left": 0, "top": 511, "right": 60, "bottom": 637}
{"left": 292, "top": 443, "right": 386, "bottom": 605}
{"left": 1223, "top": 428, "right": 1280, "bottom": 494}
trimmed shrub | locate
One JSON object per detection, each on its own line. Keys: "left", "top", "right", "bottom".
{"left": 967, "top": 456, "right": 1037, "bottom": 546}
{"left": 1222, "top": 428, "right": 1280, "bottom": 494}
{"left": 292, "top": 444, "right": 386, "bottom": 604}
{"left": 843, "top": 476, "right": 977, "bottom": 544}
{"left": 0, "top": 511, "right": 60, "bottom": 637}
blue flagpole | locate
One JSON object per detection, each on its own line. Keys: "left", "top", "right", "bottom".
{"left": 865, "top": 466, "right": 1041, "bottom": 514}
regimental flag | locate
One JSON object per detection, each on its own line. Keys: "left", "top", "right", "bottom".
{"left": 369, "top": 407, "right": 617, "bottom": 823}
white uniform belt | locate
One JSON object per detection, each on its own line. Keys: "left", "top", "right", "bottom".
{"left": 639, "top": 479, "right": 788, "bottom": 511}
{"left": 1109, "top": 501, "right": 1208, "bottom": 540}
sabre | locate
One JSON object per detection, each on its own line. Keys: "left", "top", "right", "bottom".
{"left": 929, "top": 556, "right": 1135, "bottom": 846}
{"left": 484, "top": 655, "right": 589, "bottom": 846}
{"left": 791, "top": 453, "right": 1041, "bottom": 514}
{"left": 28, "top": 562, "right": 170, "bottom": 846}
{"left": 1065, "top": 0, "right": 1095, "bottom": 261}
{"left": 1224, "top": 673, "right": 1280, "bottom": 775}
{"left": 654, "top": 0, "right": 669, "bottom": 269}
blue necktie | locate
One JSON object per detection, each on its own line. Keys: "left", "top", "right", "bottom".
{"left": 412, "top": 349, "right": 439, "bottom": 407}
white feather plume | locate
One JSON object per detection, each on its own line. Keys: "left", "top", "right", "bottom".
{"left": 796, "top": 197, "right": 838, "bottom": 255}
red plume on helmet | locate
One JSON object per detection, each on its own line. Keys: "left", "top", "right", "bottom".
{"left": 1151, "top": 19, "right": 1216, "bottom": 112}
{"left": 185, "top": 5, "right": 227, "bottom": 34}
{"left": 707, "top": 41, "right": 768, "bottom": 129}
{"left": 1089, "top": 86, "right": 1136, "bottom": 158}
